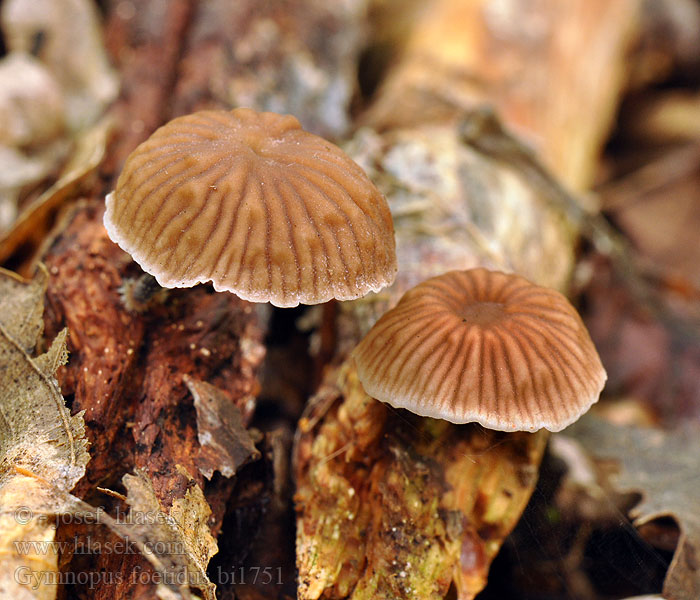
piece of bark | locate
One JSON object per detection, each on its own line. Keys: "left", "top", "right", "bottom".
{"left": 362, "top": 0, "right": 641, "bottom": 191}
{"left": 42, "top": 199, "right": 265, "bottom": 505}
{"left": 185, "top": 375, "right": 262, "bottom": 479}
{"left": 171, "top": 0, "right": 370, "bottom": 139}
{"left": 336, "top": 114, "right": 579, "bottom": 353}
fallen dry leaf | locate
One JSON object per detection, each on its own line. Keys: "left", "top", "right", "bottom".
{"left": 0, "top": 265, "right": 89, "bottom": 599}
{"left": 184, "top": 375, "right": 261, "bottom": 479}
{"left": 566, "top": 415, "right": 700, "bottom": 600}
{"left": 118, "top": 467, "right": 219, "bottom": 600}
{"left": 0, "top": 115, "right": 113, "bottom": 274}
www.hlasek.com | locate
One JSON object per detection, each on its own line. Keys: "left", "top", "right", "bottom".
{"left": 13, "top": 536, "right": 185, "bottom": 556}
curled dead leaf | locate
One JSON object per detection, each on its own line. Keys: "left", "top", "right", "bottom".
{"left": 566, "top": 415, "right": 700, "bottom": 600}
{"left": 115, "top": 467, "right": 219, "bottom": 600}
{"left": 0, "top": 116, "right": 113, "bottom": 275}
{"left": 184, "top": 375, "right": 261, "bottom": 479}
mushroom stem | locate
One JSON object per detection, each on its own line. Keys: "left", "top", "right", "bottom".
{"left": 120, "top": 272, "right": 166, "bottom": 312}
{"left": 314, "top": 299, "right": 338, "bottom": 385}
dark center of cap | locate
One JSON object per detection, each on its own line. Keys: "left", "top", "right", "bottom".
{"left": 459, "top": 301, "right": 506, "bottom": 326}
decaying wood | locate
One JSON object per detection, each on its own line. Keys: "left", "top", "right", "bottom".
{"left": 43, "top": 201, "right": 264, "bottom": 502}
{"left": 292, "top": 111, "right": 576, "bottom": 597}
{"left": 38, "top": 0, "right": 369, "bottom": 497}
{"left": 295, "top": 362, "right": 548, "bottom": 600}
{"left": 362, "top": 0, "right": 641, "bottom": 191}
{"left": 39, "top": 199, "right": 265, "bottom": 598}
{"left": 292, "top": 1, "right": 635, "bottom": 597}
{"left": 171, "top": 0, "right": 370, "bottom": 139}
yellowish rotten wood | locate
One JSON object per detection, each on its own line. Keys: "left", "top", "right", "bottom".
{"left": 295, "top": 361, "right": 548, "bottom": 600}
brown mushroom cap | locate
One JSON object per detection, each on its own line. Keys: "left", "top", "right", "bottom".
{"left": 353, "top": 269, "right": 606, "bottom": 432}
{"left": 104, "top": 108, "right": 397, "bottom": 307}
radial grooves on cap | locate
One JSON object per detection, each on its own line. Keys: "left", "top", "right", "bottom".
{"left": 353, "top": 269, "right": 607, "bottom": 432}
{"left": 103, "top": 108, "right": 397, "bottom": 307}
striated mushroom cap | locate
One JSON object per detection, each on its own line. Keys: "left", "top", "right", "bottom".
{"left": 353, "top": 268, "right": 606, "bottom": 432}
{"left": 104, "top": 108, "right": 397, "bottom": 308}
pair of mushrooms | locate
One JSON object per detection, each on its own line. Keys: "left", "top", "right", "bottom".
{"left": 104, "top": 108, "right": 606, "bottom": 433}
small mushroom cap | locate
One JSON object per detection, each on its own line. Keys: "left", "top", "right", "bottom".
{"left": 104, "top": 108, "right": 397, "bottom": 307}
{"left": 353, "top": 269, "right": 607, "bottom": 432}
